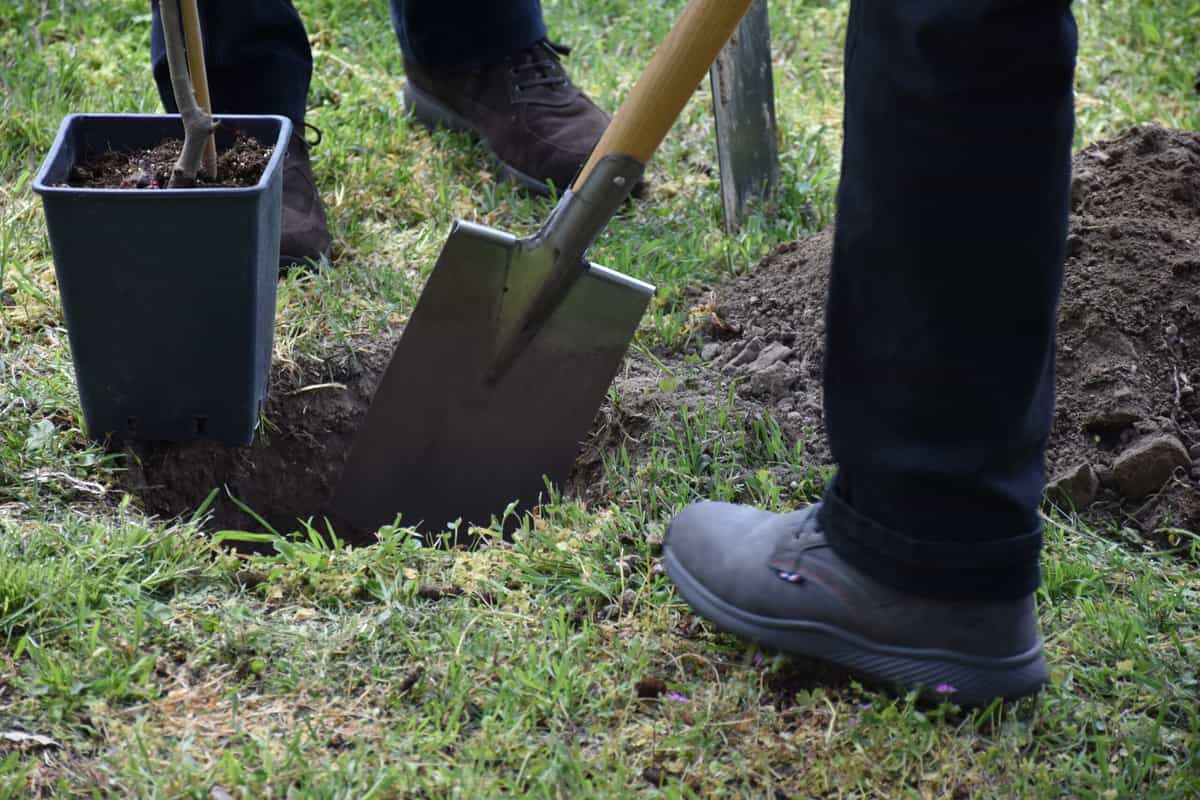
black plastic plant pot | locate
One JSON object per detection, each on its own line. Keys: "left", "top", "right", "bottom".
{"left": 33, "top": 113, "right": 292, "bottom": 446}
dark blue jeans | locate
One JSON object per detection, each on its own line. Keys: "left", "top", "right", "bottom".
{"left": 820, "top": 0, "right": 1077, "bottom": 601}
{"left": 150, "top": 0, "right": 546, "bottom": 127}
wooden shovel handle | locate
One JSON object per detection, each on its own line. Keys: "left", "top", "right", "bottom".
{"left": 180, "top": 0, "right": 217, "bottom": 174}
{"left": 573, "top": 0, "right": 756, "bottom": 190}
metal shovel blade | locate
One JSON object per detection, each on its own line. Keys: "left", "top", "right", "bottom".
{"left": 329, "top": 220, "right": 654, "bottom": 537}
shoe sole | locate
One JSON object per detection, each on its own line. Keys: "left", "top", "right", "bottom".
{"left": 664, "top": 547, "right": 1048, "bottom": 707}
{"left": 402, "top": 82, "right": 555, "bottom": 197}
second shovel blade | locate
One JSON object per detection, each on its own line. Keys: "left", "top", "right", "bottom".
{"left": 329, "top": 219, "right": 654, "bottom": 538}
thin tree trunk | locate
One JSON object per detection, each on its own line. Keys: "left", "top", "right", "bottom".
{"left": 160, "top": 0, "right": 215, "bottom": 188}
{"left": 180, "top": 0, "right": 218, "bottom": 179}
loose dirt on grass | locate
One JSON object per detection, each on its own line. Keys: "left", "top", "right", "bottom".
{"left": 121, "top": 337, "right": 392, "bottom": 543}
{"left": 120, "top": 125, "right": 1200, "bottom": 542}
{"left": 68, "top": 132, "right": 272, "bottom": 189}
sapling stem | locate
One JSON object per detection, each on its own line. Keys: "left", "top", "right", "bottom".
{"left": 180, "top": 0, "right": 218, "bottom": 179}
{"left": 160, "top": 0, "right": 216, "bottom": 188}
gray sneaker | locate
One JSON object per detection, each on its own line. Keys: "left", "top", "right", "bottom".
{"left": 663, "top": 501, "right": 1048, "bottom": 706}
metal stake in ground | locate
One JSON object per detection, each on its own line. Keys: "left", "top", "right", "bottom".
{"left": 709, "top": 0, "right": 779, "bottom": 233}
{"left": 330, "top": 0, "right": 757, "bottom": 538}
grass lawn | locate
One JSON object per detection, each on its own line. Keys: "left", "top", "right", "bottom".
{"left": 2, "top": 0, "right": 1199, "bottom": 796}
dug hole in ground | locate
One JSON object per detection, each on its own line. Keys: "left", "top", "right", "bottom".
{"left": 122, "top": 125, "right": 1200, "bottom": 551}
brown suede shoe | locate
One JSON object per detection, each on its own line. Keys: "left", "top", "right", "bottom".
{"left": 279, "top": 127, "right": 332, "bottom": 271}
{"left": 402, "top": 40, "right": 612, "bottom": 196}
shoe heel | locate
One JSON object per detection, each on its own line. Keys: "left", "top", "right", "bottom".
{"left": 401, "top": 83, "right": 476, "bottom": 136}
{"left": 401, "top": 82, "right": 556, "bottom": 196}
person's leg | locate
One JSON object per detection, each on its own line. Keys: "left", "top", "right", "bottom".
{"left": 151, "top": 0, "right": 311, "bottom": 128}
{"left": 664, "top": 0, "right": 1077, "bottom": 705}
{"left": 390, "top": 0, "right": 547, "bottom": 68}
{"left": 391, "top": 0, "right": 613, "bottom": 195}
{"left": 150, "top": 0, "right": 329, "bottom": 267}
{"left": 819, "top": 0, "right": 1076, "bottom": 602}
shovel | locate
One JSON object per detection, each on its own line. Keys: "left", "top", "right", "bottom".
{"left": 331, "top": 0, "right": 756, "bottom": 537}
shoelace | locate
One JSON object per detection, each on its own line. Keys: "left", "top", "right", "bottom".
{"left": 286, "top": 123, "right": 322, "bottom": 171}
{"left": 510, "top": 40, "right": 571, "bottom": 92}
{"left": 792, "top": 506, "right": 823, "bottom": 540}
{"left": 297, "top": 121, "right": 322, "bottom": 148}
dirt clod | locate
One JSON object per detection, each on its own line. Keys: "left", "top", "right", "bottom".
{"left": 1111, "top": 435, "right": 1191, "bottom": 500}
{"left": 1046, "top": 463, "right": 1101, "bottom": 511}
{"left": 395, "top": 667, "right": 423, "bottom": 695}
{"left": 751, "top": 342, "right": 794, "bottom": 371}
{"left": 728, "top": 336, "right": 765, "bottom": 368}
{"left": 1083, "top": 387, "right": 1143, "bottom": 433}
{"left": 642, "top": 767, "right": 668, "bottom": 788}
{"left": 416, "top": 585, "right": 464, "bottom": 601}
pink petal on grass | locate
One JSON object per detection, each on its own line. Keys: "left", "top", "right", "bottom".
{"left": 665, "top": 692, "right": 689, "bottom": 703}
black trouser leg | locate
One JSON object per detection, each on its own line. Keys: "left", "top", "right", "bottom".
{"left": 150, "top": 0, "right": 312, "bottom": 129}
{"left": 819, "top": 0, "right": 1078, "bottom": 602}
{"left": 150, "top": 0, "right": 549, "bottom": 121}
{"left": 389, "top": 0, "right": 547, "bottom": 67}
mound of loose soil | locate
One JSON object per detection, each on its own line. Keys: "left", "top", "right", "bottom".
{"left": 69, "top": 133, "right": 271, "bottom": 189}
{"left": 120, "top": 125, "right": 1200, "bottom": 543}
{"left": 1051, "top": 126, "right": 1200, "bottom": 532}
{"left": 654, "top": 124, "right": 1200, "bottom": 538}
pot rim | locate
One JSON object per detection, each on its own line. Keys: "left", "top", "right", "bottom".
{"left": 32, "top": 112, "right": 293, "bottom": 198}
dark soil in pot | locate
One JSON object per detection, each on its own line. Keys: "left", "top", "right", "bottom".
{"left": 67, "top": 132, "right": 272, "bottom": 189}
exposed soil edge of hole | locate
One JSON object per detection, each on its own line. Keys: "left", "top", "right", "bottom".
{"left": 120, "top": 336, "right": 392, "bottom": 544}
